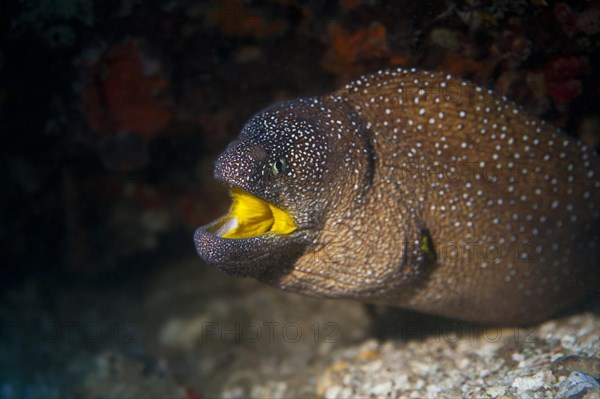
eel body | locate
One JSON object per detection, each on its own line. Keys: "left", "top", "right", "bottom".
{"left": 194, "top": 68, "right": 599, "bottom": 324}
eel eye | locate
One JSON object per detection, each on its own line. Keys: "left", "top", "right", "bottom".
{"left": 271, "top": 158, "right": 287, "bottom": 177}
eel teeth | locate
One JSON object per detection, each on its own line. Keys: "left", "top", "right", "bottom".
{"left": 216, "top": 217, "right": 238, "bottom": 237}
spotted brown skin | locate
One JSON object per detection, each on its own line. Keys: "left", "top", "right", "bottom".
{"left": 195, "top": 68, "right": 600, "bottom": 324}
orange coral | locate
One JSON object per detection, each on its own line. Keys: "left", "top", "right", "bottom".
{"left": 330, "top": 22, "right": 388, "bottom": 64}
{"left": 210, "top": 0, "right": 287, "bottom": 39}
{"left": 339, "top": 0, "right": 362, "bottom": 10}
{"left": 439, "top": 51, "right": 498, "bottom": 81}
{"left": 83, "top": 40, "right": 173, "bottom": 140}
{"left": 323, "top": 22, "right": 389, "bottom": 78}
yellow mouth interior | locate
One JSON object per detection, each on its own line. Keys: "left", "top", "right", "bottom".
{"left": 215, "top": 186, "right": 297, "bottom": 239}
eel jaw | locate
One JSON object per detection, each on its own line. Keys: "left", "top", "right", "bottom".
{"left": 193, "top": 186, "right": 299, "bottom": 275}
{"left": 204, "top": 186, "right": 297, "bottom": 239}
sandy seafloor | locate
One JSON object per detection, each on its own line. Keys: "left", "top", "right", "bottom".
{"left": 1, "top": 257, "right": 599, "bottom": 398}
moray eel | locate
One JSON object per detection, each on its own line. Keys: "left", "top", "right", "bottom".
{"left": 194, "top": 68, "right": 600, "bottom": 324}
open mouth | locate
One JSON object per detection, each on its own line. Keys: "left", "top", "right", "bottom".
{"left": 208, "top": 186, "right": 297, "bottom": 239}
